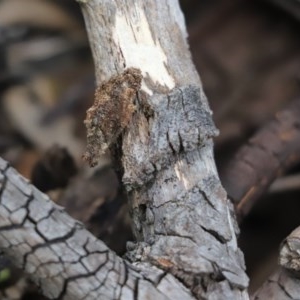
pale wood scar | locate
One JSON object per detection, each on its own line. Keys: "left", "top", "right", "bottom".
{"left": 83, "top": 68, "right": 142, "bottom": 167}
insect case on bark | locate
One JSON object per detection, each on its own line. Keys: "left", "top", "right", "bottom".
{"left": 83, "top": 68, "right": 142, "bottom": 167}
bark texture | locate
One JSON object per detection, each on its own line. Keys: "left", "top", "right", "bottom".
{"left": 252, "top": 269, "right": 300, "bottom": 300}
{"left": 0, "top": 157, "right": 194, "bottom": 300}
{"left": 0, "top": 0, "right": 250, "bottom": 299}
{"left": 252, "top": 226, "right": 300, "bottom": 299}
{"left": 80, "top": 0, "right": 249, "bottom": 299}
{"left": 280, "top": 226, "right": 300, "bottom": 274}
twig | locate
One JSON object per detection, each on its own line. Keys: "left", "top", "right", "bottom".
{"left": 221, "top": 98, "right": 300, "bottom": 220}
{"left": 269, "top": 174, "right": 300, "bottom": 193}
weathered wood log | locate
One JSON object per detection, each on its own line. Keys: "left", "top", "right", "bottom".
{"left": 0, "top": 157, "right": 195, "bottom": 299}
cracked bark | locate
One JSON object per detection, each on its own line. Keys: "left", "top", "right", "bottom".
{"left": 251, "top": 268, "right": 300, "bottom": 300}
{"left": 280, "top": 226, "right": 300, "bottom": 274}
{"left": 0, "top": 157, "right": 193, "bottom": 299}
{"left": 252, "top": 226, "right": 300, "bottom": 299}
{"left": 79, "top": 0, "right": 248, "bottom": 299}
{"left": 0, "top": 0, "right": 249, "bottom": 299}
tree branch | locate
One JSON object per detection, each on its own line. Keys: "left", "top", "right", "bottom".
{"left": 252, "top": 268, "right": 300, "bottom": 300}
{"left": 280, "top": 226, "right": 300, "bottom": 274}
{"left": 221, "top": 98, "right": 300, "bottom": 221}
{"left": 0, "top": 157, "right": 195, "bottom": 299}
{"left": 251, "top": 226, "right": 300, "bottom": 299}
{"left": 79, "top": 0, "right": 249, "bottom": 299}
{"left": 0, "top": 0, "right": 250, "bottom": 299}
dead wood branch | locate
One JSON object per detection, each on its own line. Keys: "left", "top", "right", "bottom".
{"left": 252, "top": 268, "right": 300, "bottom": 300}
{"left": 252, "top": 226, "right": 300, "bottom": 299}
{"left": 221, "top": 98, "right": 300, "bottom": 220}
{"left": 0, "top": 157, "right": 195, "bottom": 299}
{"left": 0, "top": 0, "right": 251, "bottom": 299}
{"left": 79, "top": 0, "right": 249, "bottom": 299}
{"left": 280, "top": 226, "right": 300, "bottom": 275}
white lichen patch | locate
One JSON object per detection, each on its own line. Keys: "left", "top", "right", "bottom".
{"left": 114, "top": 7, "right": 175, "bottom": 94}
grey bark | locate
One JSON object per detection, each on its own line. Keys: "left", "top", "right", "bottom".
{"left": 252, "top": 226, "right": 300, "bottom": 299}
{"left": 0, "top": 0, "right": 250, "bottom": 299}
{"left": 0, "top": 157, "right": 194, "bottom": 299}
{"left": 252, "top": 269, "right": 300, "bottom": 300}
{"left": 80, "top": 0, "right": 248, "bottom": 299}
{"left": 280, "top": 226, "right": 300, "bottom": 274}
